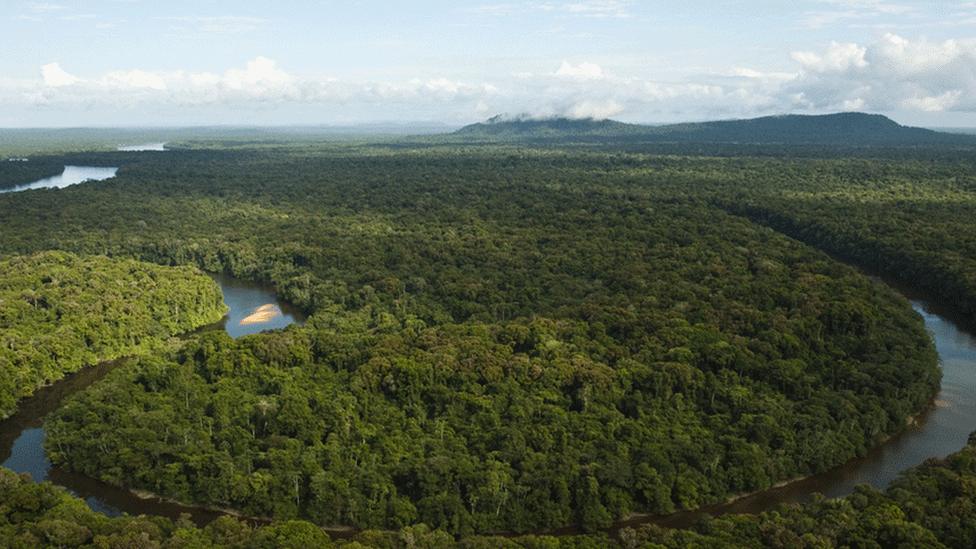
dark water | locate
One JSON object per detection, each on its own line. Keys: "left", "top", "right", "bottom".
{"left": 0, "top": 166, "right": 118, "bottom": 194}
{"left": 0, "top": 278, "right": 973, "bottom": 533}
{"left": 0, "top": 276, "right": 302, "bottom": 524}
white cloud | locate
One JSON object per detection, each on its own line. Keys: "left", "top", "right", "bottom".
{"left": 41, "top": 63, "right": 80, "bottom": 87}
{"left": 102, "top": 69, "right": 168, "bottom": 91}
{"left": 792, "top": 42, "right": 868, "bottom": 72}
{"left": 555, "top": 60, "right": 605, "bottom": 79}
{"left": 20, "top": 57, "right": 500, "bottom": 114}
{"left": 902, "top": 91, "right": 962, "bottom": 112}
{"left": 788, "top": 34, "right": 976, "bottom": 113}
{"left": 566, "top": 99, "right": 623, "bottom": 119}
{"left": 222, "top": 56, "right": 293, "bottom": 92}
{"left": 10, "top": 33, "right": 976, "bottom": 125}
{"left": 728, "top": 67, "right": 798, "bottom": 81}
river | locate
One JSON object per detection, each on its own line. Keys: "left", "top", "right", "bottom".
{"left": 0, "top": 275, "right": 304, "bottom": 523}
{"left": 118, "top": 143, "right": 167, "bottom": 152}
{"left": 0, "top": 278, "right": 973, "bottom": 533}
{"left": 622, "top": 293, "right": 976, "bottom": 531}
{"left": 0, "top": 166, "right": 118, "bottom": 194}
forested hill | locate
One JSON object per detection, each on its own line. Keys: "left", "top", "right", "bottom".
{"left": 450, "top": 112, "right": 974, "bottom": 146}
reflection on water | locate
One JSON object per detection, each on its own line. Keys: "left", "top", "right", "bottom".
{"left": 118, "top": 143, "right": 167, "bottom": 152}
{"left": 214, "top": 275, "right": 304, "bottom": 338}
{"left": 0, "top": 273, "right": 970, "bottom": 533}
{"left": 0, "top": 359, "right": 126, "bottom": 516}
{"left": 626, "top": 298, "right": 976, "bottom": 531}
{"left": 0, "top": 276, "right": 303, "bottom": 524}
{"left": 0, "top": 166, "right": 118, "bottom": 194}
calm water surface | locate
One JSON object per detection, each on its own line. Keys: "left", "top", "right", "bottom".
{"left": 0, "top": 276, "right": 303, "bottom": 522}
{"left": 632, "top": 297, "right": 976, "bottom": 530}
{"left": 118, "top": 143, "right": 167, "bottom": 152}
{"left": 212, "top": 274, "right": 305, "bottom": 338}
{"left": 0, "top": 279, "right": 972, "bottom": 533}
{"left": 0, "top": 166, "right": 118, "bottom": 194}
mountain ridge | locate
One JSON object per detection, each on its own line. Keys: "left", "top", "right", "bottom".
{"left": 451, "top": 112, "right": 975, "bottom": 146}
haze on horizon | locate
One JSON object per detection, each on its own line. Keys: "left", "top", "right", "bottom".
{"left": 2, "top": 0, "right": 975, "bottom": 128}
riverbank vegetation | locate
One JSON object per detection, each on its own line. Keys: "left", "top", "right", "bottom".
{"left": 0, "top": 251, "right": 227, "bottom": 418}
{"left": 0, "top": 145, "right": 935, "bottom": 533}
{"left": 1, "top": 139, "right": 974, "bottom": 539}
{"left": 6, "top": 432, "right": 976, "bottom": 546}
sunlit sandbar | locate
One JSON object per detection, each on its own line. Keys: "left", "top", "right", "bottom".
{"left": 239, "top": 303, "right": 282, "bottom": 326}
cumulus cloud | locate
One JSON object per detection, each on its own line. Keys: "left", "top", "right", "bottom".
{"left": 788, "top": 34, "right": 976, "bottom": 113}
{"left": 40, "top": 63, "right": 80, "bottom": 87}
{"left": 902, "top": 91, "right": 962, "bottom": 112}
{"left": 10, "top": 34, "right": 976, "bottom": 125}
{"left": 23, "top": 57, "right": 497, "bottom": 113}
{"left": 221, "top": 56, "right": 294, "bottom": 94}
{"left": 791, "top": 42, "right": 868, "bottom": 72}
{"left": 566, "top": 99, "right": 624, "bottom": 119}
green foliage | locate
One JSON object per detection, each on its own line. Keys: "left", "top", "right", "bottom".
{"left": 714, "top": 159, "right": 976, "bottom": 320}
{"left": 2, "top": 137, "right": 975, "bottom": 543}
{"left": 0, "top": 158, "right": 64, "bottom": 190}
{"left": 7, "top": 434, "right": 976, "bottom": 546}
{"left": 0, "top": 251, "right": 227, "bottom": 417}
{"left": 4, "top": 147, "right": 934, "bottom": 534}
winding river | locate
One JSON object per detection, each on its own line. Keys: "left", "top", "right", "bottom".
{"left": 630, "top": 290, "right": 976, "bottom": 531}
{"left": 0, "top": 275, "right": 304, "bottom": 524}
{"left": 0, "top": 275, "right": 973, "bottom": 533}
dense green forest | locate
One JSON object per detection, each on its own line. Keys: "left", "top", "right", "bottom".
{"left": 0, "top": 252, "right": 226, "bottom": 418}
{"left": 0, "top": 145, "right": 942, "bottom": 532}
{"left": 1, "top": 134, "right": 976, "bottom": 543}
{"left": 5, "top": 432, "right": 976, "bottom": 547}
{"left": 718, "top": 160, "right": 976, "bottom": 319}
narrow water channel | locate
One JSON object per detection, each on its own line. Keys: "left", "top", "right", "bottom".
{"left": 0, "top": 277, "right": 973, "bottom": 534}
{"left": 0, "top": 275, "right": 304, "bottom": 524}
{"left": 625, "top": 295, "right": 976, "bottom": 531}
{"left": 118, "top": 143, "right": 167, "bottom": 152}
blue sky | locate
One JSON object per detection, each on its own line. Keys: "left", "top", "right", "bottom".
{"left": 2, "top": 0, "right": 975, "bottom": 127}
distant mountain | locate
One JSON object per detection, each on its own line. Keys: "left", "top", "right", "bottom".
{"left": 453, "top": 114, "right": 642, "bottom": 139}
{"left": 451, "top": 113, "right": 976, "bottom": 146}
